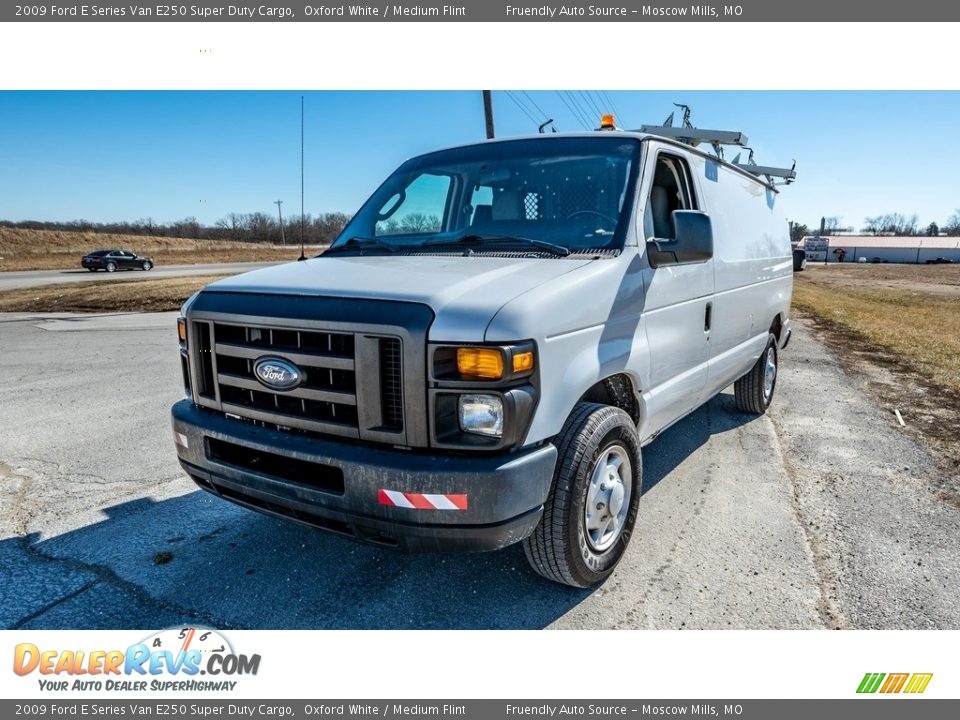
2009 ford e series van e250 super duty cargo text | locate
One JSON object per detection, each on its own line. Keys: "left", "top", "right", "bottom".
{"left": 171, "top": 121, "right": 794, "bottom": 587}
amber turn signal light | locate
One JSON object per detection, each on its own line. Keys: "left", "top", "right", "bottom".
{"left": 512, "top": 351, "right": 534, "bottom": 374}
{"left": 456, "top": 347, "right": 505, "bottom": 380}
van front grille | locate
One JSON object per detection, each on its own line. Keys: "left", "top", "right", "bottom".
{"left": 191, "top": 320, "right": 402, "bottom": 441}
{"left": 184, "top": 292, "right": 433, "bottom": 448}
{"left": 379, "top": 337, "right": 403, "bottom": 431}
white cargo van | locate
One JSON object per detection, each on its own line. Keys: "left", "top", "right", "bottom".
{"left": 172, "top": 125, "right": 793, "bottom": 587}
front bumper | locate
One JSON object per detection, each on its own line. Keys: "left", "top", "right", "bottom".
{"left": 171, "top": 400, "right": 557, "bottom": 553}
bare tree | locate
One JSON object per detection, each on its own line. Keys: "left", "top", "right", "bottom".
{"left": 945, "top": 210, "right": 960, "bottom": 237}
{"left": 862, "top": 213, "right": 920, "bottom": 236}
{"left": 215, "top": 212, "right": 245, "bottom": 240}
{"left": 398, "top": 213, "right": 441, "bottom": 233}
{"left": 1, "top": 209, "right": 351, "bottom": 245}
{"left": 821, "top": 216, "right": 844, "bottom": 235}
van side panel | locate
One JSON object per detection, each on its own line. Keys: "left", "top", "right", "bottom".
{"left": 639, "top": 264, "right": 713, "bottom": 435}
{"left": 698, "top": 161, "right": 793, "bottom": 398}
{"left": 485, "top": 253, "right": 649, "bottom": 445}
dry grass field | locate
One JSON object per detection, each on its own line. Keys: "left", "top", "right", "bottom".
{"left": 0, "top": 228, "right": 324, "bottom": 271}
{"left": 792, "top": 263, "right": 960, "bottom": 476}
{"left": 792, "top": 264, "right": 960, "bottom": 393}
{"left": 0, "top": 275, "right": 227, "bottom": 313}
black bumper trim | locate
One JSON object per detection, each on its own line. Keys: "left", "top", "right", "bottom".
{"left": 182, "top": 459, "right": 543, "bottom": 553}
{"left": 172, "top": 400, "right": 556, "bottom": 553}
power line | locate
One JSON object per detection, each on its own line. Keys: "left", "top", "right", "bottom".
{"left": 521, "top": 90, "right": 550, "bottom": 121}
{"left": 556, "top": 90, "right": 589, "bottom": 130}
{"left": 503, "top": 90, "right": 541, "bottom": 129}
{"left": 506, "top": 90, "right": 540, "bottom": 123}
{"left": 590, "top": 90, "right": 616, "bottom": 119}
{"left": 554, "top": 90, "right": 583, "bottom": 127}
{"left": 584, "top": 90, "right": 604, "bottom": 116}
{"left": 579, "top": 90, "right": 603, "bottom": 117}
{"left": 567, "top": 91, "right": 595, "bottom": 127}
{"left": 589, "top": 90, "right": 607, "bottom": 112}
{"left": 601, "top": 90, "right": 625, "bottom": 125}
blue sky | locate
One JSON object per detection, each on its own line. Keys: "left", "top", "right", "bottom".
{"left": 1, "top": 90, "right": 958, "bottom": 231}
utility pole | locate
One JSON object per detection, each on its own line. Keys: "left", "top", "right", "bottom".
{"left": 274, "top": 200, "right": 286, "bottom": 245}
{"left": 821, "top": 217, "right": 828, "bottom": 266}
{"left": 482, "top": 90, "right": 495, "bottom": 139}
{"left": 299, "top": 95, "right": 306, "bottom": 261}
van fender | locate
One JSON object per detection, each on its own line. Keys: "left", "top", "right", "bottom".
{"left": 524, "top": 323, "right": 649, "bottom": 444}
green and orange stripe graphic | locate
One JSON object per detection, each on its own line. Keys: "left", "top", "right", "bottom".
{"left": 857, "top": 672, "right": 933, "bottom": 694}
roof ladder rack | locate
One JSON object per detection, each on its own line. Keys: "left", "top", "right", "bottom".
{"left": 639, "top": 104, "right": 796, "bottom": 185}
{"left": 638, "top": 104, "right": 748, "bottom": 157}
{"left": 731, "top": 148, "right": 797, "bottom": 186}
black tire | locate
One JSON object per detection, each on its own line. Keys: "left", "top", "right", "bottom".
{"left": 142, "top": 261, "right": 152, "bottom": 271}
{"left": 523, "top": 402, "right": 641, "bottom": 588}
{"left": 105, "top": 262, "right": 117, "bottom": 273}
{"left": 734, "top": 333, "right": 779, "bottom": 414}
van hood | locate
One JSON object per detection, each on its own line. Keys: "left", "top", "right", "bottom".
{"left": 201, "top": 254, "right": 596, "bottom": 341}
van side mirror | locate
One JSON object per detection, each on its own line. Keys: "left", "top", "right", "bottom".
{"left": 646, "top": 210, "right": 714, "bottom": 268}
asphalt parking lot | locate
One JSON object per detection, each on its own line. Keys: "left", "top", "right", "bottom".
{"left": 1, "top": 311, "right": 957, "bottom": 629}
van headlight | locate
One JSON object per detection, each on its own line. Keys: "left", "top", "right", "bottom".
{"left": 458, "top": 394, "right": 504, "bottom": 437}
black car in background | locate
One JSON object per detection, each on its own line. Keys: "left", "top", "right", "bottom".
{"left": 81, "top": 249, "right": 154, "bottom": 272}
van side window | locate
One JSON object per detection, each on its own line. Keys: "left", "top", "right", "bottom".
{"left": 644, "top": 154, "right": 698, "bottom": 240}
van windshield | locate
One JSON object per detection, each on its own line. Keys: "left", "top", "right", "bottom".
{"left": 330, "top": 137, "right": 641, "bottom": 255}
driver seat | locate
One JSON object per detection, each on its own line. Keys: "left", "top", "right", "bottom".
{"left": 647, "top": 185, "right": 673, "bottom": 240}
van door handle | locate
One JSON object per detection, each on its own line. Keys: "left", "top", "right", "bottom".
{"left": 704, "top": 302, "right": 712, "bottom": 333}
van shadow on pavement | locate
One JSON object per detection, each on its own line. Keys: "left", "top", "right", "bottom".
{"left": 4, "top": 392, "right": 755, "bottom": 630}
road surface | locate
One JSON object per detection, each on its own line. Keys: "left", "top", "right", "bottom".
{"left": 0, "top": 312, "right": 957, "bottom": 629}
{"left": 0, "top": 262, "right": 275, "bottom": 292}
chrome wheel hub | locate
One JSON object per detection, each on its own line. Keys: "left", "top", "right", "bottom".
{"left": 584, "top": 445, "right": 632, "bottom": 552}
{"left": 763, "top": 347, "right": 777, "bottom": 401}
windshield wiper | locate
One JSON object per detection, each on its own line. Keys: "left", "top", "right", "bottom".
{"left": 324, "top": 236, "right": 398, "bottom": 255}
{"left": 422, "top": 234, "right": 570, "bottom": 257}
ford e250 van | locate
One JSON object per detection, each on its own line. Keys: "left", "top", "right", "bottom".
{"left": 172, "top": 127, "right": 793, "bottom": 587}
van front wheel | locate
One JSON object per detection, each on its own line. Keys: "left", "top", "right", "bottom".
{"left": 734, "top": 333, "right": 779, "bottom": 414}
{"left": 523, "top": 402, "right": 641, "bottom": 588}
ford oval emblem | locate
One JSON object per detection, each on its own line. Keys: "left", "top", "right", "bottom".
{"left": 253, "top": 357, "right": 304, "bottom": 391}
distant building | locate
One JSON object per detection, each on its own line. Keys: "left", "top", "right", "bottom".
{"left": 800, "top": 235, "right": 960, "bottom": 263}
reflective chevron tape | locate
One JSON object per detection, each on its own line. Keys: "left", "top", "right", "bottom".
{"left": 378, "top": 489, "right": 468, "bottom": 510}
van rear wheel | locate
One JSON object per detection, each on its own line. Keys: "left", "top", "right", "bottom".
{"left": 734, "top": 333, "right": 778, "bottom": 414}
{"left": 523, "top": 402, "right": 641, "bottom": 588}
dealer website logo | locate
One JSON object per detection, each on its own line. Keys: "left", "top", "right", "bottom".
{"left": 13, "top": 627, "right": 261, "bottom": 692}
{"left": 856, "top": 672, "right": 933, "bottom": 694}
